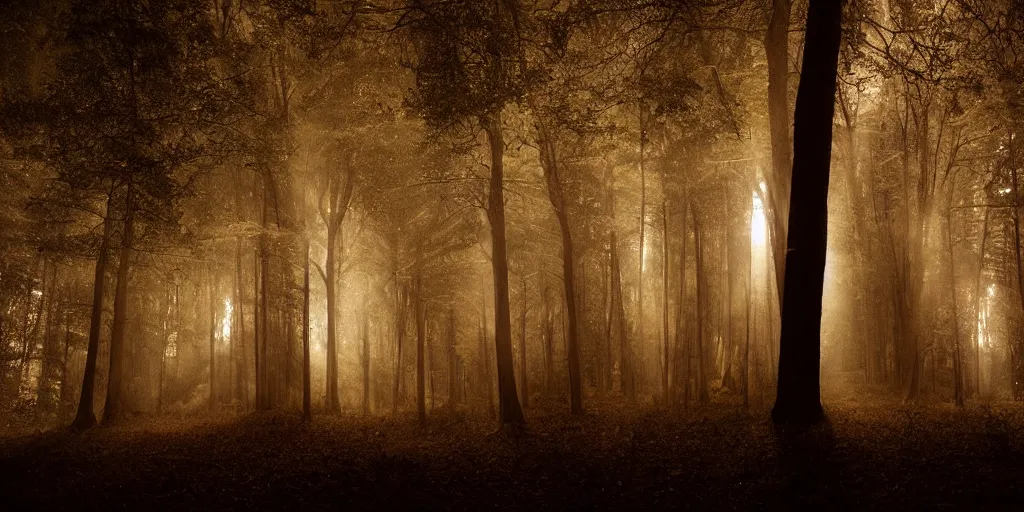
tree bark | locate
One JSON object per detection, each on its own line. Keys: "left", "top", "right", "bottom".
{"left": 362, "top": 306, "right": 371, "bottom": 416}
{"left": 771, "top": 0, "right": 843, "bottom": 424}
{"left": 447, "top": 309, "right": 458, "bottom": 406}
{"left": 536, "top": 122, "right": 582, "bottom": 414}
{"left": 662, "top": 191, "right": 671, "bottom": 402}
{"left": 693, "top": 209, "right": 709, "bottom": 404}
{"left": 71, "top": 195, "right": 114, "bottom": 431}
{"left": 945, "top": 208, "right": 964, "bottom": 407}
{"left": 415, "top": 271, "right": 427, "bottom": 424}
{"left": 392, "top": 282, "right": 408, "bottom": 415}
{"left": 518, "top": 302, "right": 529, "bottom": 408}
{"left": 482, "top": 112, "right": 525, "bottom": 426}
{"left": 764, "top": 0, "right": 793, "bottom": 304}
{"left": 302, "top": 238, "right": 311, "bottom": 421}
{"left": 102, "top": 183, "right": 135, "bottom": 424}
{"left": 209, "top": 272, "right": 217, "bottom": 412}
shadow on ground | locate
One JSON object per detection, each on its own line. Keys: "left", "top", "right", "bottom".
{"left": 2, "top": 400, "right": 1023, "bottom": 509}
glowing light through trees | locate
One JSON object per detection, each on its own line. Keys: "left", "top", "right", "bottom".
{"left": 751, "top": 186, "right": 767, "bottom": 248}
{"left": 221, "top": 299, "right": 233, "bottom": 343}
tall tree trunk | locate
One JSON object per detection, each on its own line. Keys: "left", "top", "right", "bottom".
{"left": 325, "top": 225, "right": 340, "bottom": 413}
{"left": 601, "top": 247, "right": 611, "bottom": 393}
{"left": 972, "top": 207, "right": 990, "bottom": 398}
{"left": 518, "top": 303, "right": 529, "bottom": 408}
{"left": 71, "top": 196, "right": 114, "bottom": 431}
{"left": 771, "top": 0, "right": 843, "bottom": 424}
{"left": 482, "top": 112, "right": 525, "bottom": 426}
{"left": 673, "top": 198, "right": 689, "bottom": 407}
{"left": 543, "top": 288, "right": 554, "bottom": 394}
{"left": 302, "top": 238, "right": 311, "bottom": 421}
{"left": 536, "top": 123, "right": 582, "bottom": 413}
{"left": 693, "top": 209, "right": 709, "bottom": 404}
{"left": 1010, "top": 133, "right": 1024, "bottom": 400}
{"left": 637, "top": 111, "right": 647, "bottom": 392}
{"left": 662, "top": 192, "right": 671, "bottom": 402}
{"left": 209, "top": 273, "right": 217, "bottom": 412}
{"left": 253, "top": 246, "right": 260, "bottom": 410}
{"left": 945, "top": 208, "right": 964, "bottom": 407}
{"left": 447, "top": 309, "right": 458, "bottom": 406}
{"left": 764, "top": 0, "right": 792, "bottom": 303}
{"left": 258, "top": 175, "right": 270, "bottom": 411}
{"left": 235, "top": 239, "right": 247, "bottom": 407}
{"left": 392, "top": 282, "right": 407, "bottom": 415}
{"left": 745, "top": 195, "right": 753, "bottom": 409}
{"left": 611, "top": 232, "right": 633, "bottom": 401}
{"left": 722, "top": 187, "right": 737, "bottom": 391}
{"left": 415, "top": 271, "right": 427, "bottom": 424}
{"left": 103, "top": 184, "right": 135, "bottom": 424}
{"left": 362, "top": 306, "right": 370, "bottom": 416}
{"left": 905, "top": 101, "right": 934, "bottom": 401}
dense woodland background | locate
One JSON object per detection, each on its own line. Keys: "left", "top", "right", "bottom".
{"left": 1, "top": 0, "right": 1023, "bottom": 433}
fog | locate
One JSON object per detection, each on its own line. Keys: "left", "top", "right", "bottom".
{"left": 0, "top": 0, "right": 1021, "bottom": 435}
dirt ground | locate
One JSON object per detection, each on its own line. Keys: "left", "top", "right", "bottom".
{"left": 3, "top": 397, "right": 1024, "bottom": 510}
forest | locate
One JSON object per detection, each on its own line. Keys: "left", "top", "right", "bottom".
{"left": 2, "top": 0, "right": 1024, "bottom": 508}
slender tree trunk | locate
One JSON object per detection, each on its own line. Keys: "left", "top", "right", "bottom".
{"left": 1010, "top": 135, "right": 1024, "bottom": 400}
{"left": 253, "top": 246, "right": 260, "bottom": 410}
{"left": 447, "top": 309, "right": 458, "bottom": 406}
{"left": 764, "top": 0, "right": 792, "bottom": 303}
{"left": 482, "top": 112, "right": 525, "bottom": 426}
{"left": 235, "top": 239, "right": 247, "bottom": 407}
{"left": 601, "top": 249, "right": 610, "bottom": 393}
{"left": 972, "top": 208, "right": 990, "bottom": 397}
{"left": 722, "top": 188, "right": 737, "bottom": 391}
{"left": 519, "top": 303, "right": 529, "bottom": 408}
{"left": 662, "top": 192, "right": 671, "bottom": 402}
{"left": 71, "top": 197, "right": 114, "bottom": 432}
{"left": 673, "top": 198, "right": 689, "bottom": 408}
{"left": 638, "top": 111, "right": 647, "bottom": 393}
{"left": 745, "top": 197, "right": 753, "bottom": 410}
{"left": 302, "top": 238, "right": 311, "bottom": 421}
{"left": 415, "top": 272, "right": 427, "bottom": 424}
{"left": 393, "top": 282, "right": 407, "bottom": 415}
{"left": 945, "top": 208, "right": 964, "bottom": 407}
{"left": 611, "top": 232, "right": 633, "bottom": 401}
{"left": 325, "top": 224, "right": 340, "bottom": 413}
{"left": 209, "top": 273, "right": 217, "bottom": 412}
{"left": 536, "top": 123, "right": 582, "bottom": 414}
{"left": 693, "top": 209, "right": 709, "bottom": 404}
{"left": 362, "top": 306, "right": 370, "bottom": 416}
{"left": 543, "top": 289, "right": 554, "bottom": 394}
{"left": 771, "top": 0, "right": 843, "bottom": 424}
{"left": 103, "top": 184, "right": 135, "bottom": 424}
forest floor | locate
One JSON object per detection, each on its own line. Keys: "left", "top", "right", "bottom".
{"left": 3, "top": 395, "right": 1024, "bottom": 510}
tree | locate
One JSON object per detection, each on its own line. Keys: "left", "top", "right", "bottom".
{"left": 405, "top": 0, "right": 527, "bottom": 427}
{"left": 771, "top": 0, "right": 844, "bottom": 424}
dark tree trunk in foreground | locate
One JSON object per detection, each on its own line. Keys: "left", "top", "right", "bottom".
{"left": 771, "top": 0, "right": 843, "bottom": 424}
{"left": 483, "top": 112, "right": 525, "bottom": 427}
{"left": 103, "top": 184, "right": 135, "bottom": 424}
{"left": 72, "top": 195, "right": 115, "bottom": 431}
